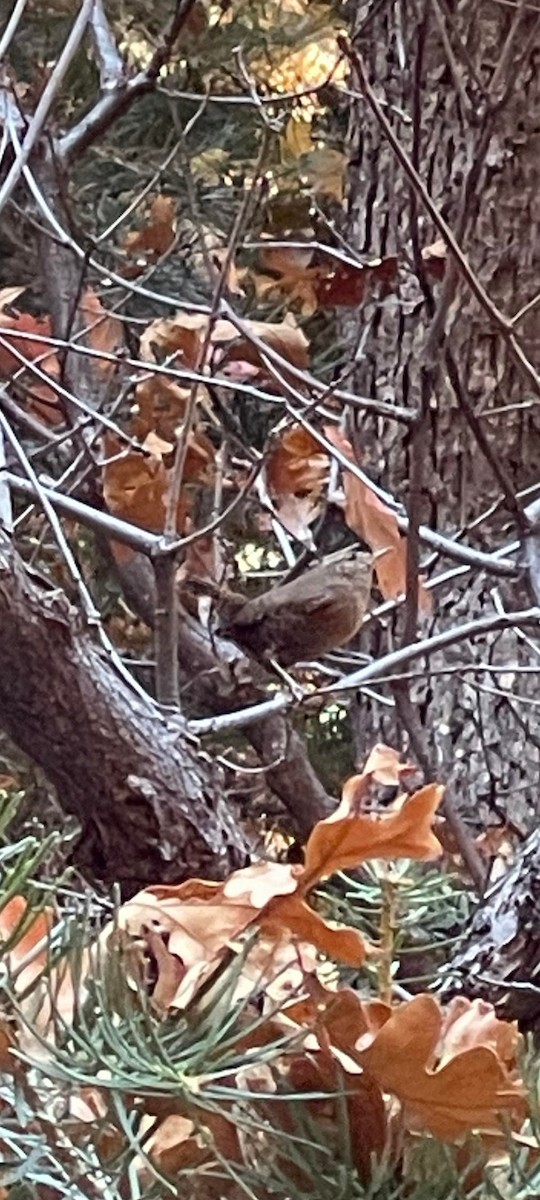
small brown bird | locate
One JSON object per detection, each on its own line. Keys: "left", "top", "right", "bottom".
{"left": 212, "top": 550, "right": 373, "bottom": 666}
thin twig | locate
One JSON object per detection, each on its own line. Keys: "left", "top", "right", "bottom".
{"left": 59, "top": 0, "right": 199, "bottom": 161}
{"left": 153, "top": 555, "right": 180, "bottom": 708}
{"left": 0, "top": 0, "right": 95, "bottom": 213}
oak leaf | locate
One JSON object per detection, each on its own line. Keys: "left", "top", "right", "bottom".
{"left": 303, "top": 784, "right": 443, "bottom": 885}
{"left": 358, "top": 994, "right": 526, "bottom": 1139}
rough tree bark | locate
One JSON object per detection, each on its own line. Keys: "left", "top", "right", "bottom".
{"left": 440, "top": 829, "right": 540, "bottom": 1026}
{"left": 342, "top": 0, "right": 540, "bottom": 998}
{"left": 0, "top": 531, "right": 249, "bottom": 893}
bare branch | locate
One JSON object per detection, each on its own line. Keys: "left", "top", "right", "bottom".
{"left": 59, "top": 0, "right": 200, "bottom": 161}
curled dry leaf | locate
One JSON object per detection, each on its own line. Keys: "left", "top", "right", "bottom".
{"left": 266, "top": 424, "right": 329, "bottom": 497}
{"left": 102, "top": 429, "right": 214, "bottom": 563}
{"left": 325, "top": 426, "right": 431, "bottom": 612}
{"left": 437, "top": 995, "right": 521, "bottom": 1069}
{"left": 283, "top": 984, "right": 525, "bottom": 1142}
{"left": 115, "top": 751, "right": 443, "bottom": 1011}
{"left": 358, "top": 993, "right": 526, "bottom": 1140}
{"left": 265, "top": 424, "right": 328, "bottom": 544}
{"left": 255, "top": 244, "right": 398, "bottom": 313}
{"left": 140, "top": 309, "right": 310, "bottom": 376}
{"left": 0, "top": 287, "right": 123, "bottom": 424}
{"left": 213, "top": 314, "right": 310, "bottom": 374}
{"left": 303, "top": 783, "right": 443, "bottom": 885}
{"left": 123, "top": 194, "right": 176, "bottom": 259}
{"left": 0, "top": 288, "right": 61, "bottom": 425}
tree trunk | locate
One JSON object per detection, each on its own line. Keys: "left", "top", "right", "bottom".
{"left": 0, "top": 533, "right": 249, "bottom": 893}
{"left": 440, "top": 826, "right": 540, "bottom": 1028}
{"left": 343, "top": 0, "right": 540, "bottom": 844}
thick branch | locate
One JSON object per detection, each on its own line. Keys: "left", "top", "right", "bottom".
{"left": 0, "top": 533, "right": 248, "bottom": 893}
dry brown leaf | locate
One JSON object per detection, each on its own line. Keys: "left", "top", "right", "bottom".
{"left": 134, "top": 375, "right": 194, "bottom": 442}
{"left": 256, "top": 244, "right": 323, "bottom": 314}
{"left": 303, "top": 784, "right": 443, "bottom": 886}
{"left": 213, "top": 314, "right": 310, "bottom": 373}
{"left": 140, "top": 311, "right": 205, "bottom": 369}
{"left": 78, "top": 288, "right": 124, "bottom": 373}
{"left": 124, "top": 195, "right": 176, "bottom": 257}
{"left": 0, "top": 292, "right": 62, "bottom": 425}
{"left": 437, "top": 996, "right": 521, "bottom": 1069}
{"left": 266, "top": 424, "right": 329, "bottom": 497}
{"left": 103, "top": 428, "right": 213, "bottom": 547}
{"left": 0, "top": 895, "right": 54, "bottom": 992}
{"left": 262, "top": 892, "right": 367, "bottom": 967}
{"left": 103, "top": 440, "right": 170, "bottom": 532}
{"left": 358, "top": 994, "right": 526, "bottom": 1140}
{"left": 325, "top": 426, "right": 431, "bottom": 612}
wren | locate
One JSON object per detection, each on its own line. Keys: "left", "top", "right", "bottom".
{"left": 211, "top": 551, "right": 373, "bottom": 666}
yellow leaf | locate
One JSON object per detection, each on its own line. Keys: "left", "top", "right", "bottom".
{"left": 281, "top": 115, "right": 313, "bottom": 161}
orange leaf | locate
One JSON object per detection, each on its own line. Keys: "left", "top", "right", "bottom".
{"left": 325, "top": 426, "right": 431, "bottom": 612}
{"left": 0, "top": 291, "right": 62, "bottom": 425}
{"left": 303, "top": 784, "right": 443, "bottom": 885}
{"left": 284, "top": 980, "right": 391, "bottom": 1054}
{"left": 124, "top": 195, "right": 176, "bottom": 257}
{"left": 359, "top": 994, "right": 526, "bottom": 1139}
{"left": 263, "top": 892, "right": 367, "bottom": 967}
{"left": 0, "top": 895, "right": 54, "bottom": 991}
{"left": 214, "top": 314, "right": 310, "bottom": 373}
{"left": 140, "top": 312, "right": 205, "bottom": 370}
{"left": 266, "top": 424, "right": 329, "bottom": 498}
{"left": 78, "top": 288, "right": 124, "bottom": 374}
